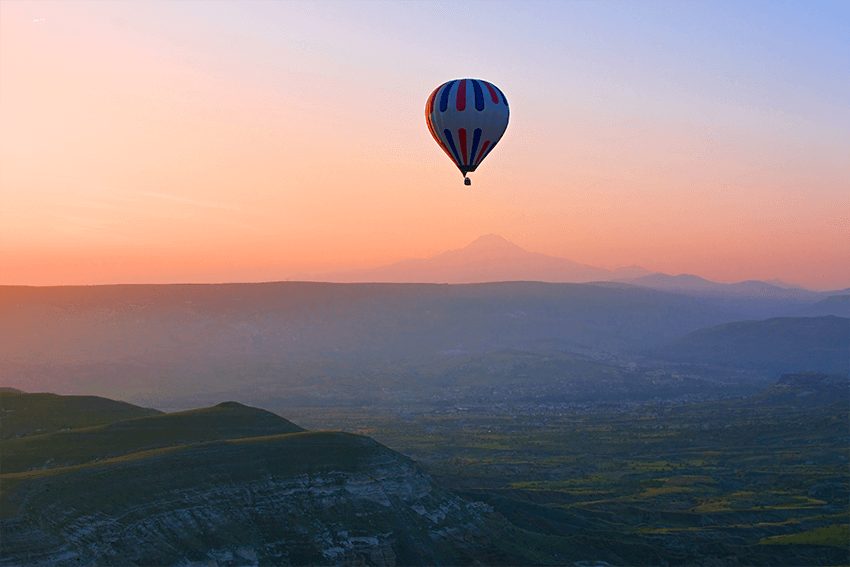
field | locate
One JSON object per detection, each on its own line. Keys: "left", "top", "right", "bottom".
{"left": 280, "top": 394, "right": 849, "bottom": 565}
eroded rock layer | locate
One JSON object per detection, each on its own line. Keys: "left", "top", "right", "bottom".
{"left": 1, "top": 432, "right": 514, "bottom": 566}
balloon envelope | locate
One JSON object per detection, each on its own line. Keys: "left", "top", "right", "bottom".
{"left": 426, "top": 79, "right": 509, "bottom": 177}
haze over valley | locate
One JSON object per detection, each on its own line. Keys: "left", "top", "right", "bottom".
{"left": 4, "top": 250, "right": 848, "bottom": 567}
{"left": 4, "top": 236, "right": 847, "bottom": 411}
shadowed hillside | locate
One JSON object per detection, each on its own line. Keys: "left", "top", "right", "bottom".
{"left": 0, "top": 392, "right": 162, "bottom": 440}
{"left": 1, "top": 401, "right": 304, "bottom": 474}
{"left": 0, "top": 405, "right": 523, "bottom": 566}
{"left": 792, "top": 295, "right": 850, "bottom": 318}
{"left": 642, "top": 316, "right": 850, "bottom": 376}
{"left": 748, "top": 372, "right": 850, "bottom": 406}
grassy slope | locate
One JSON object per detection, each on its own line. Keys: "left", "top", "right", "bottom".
{"left": 0, "top": 392, "right": 162, "bottom": 440}
{"left": 1, "top": 431, "right": 381, "bottom": 519}
{"left": 761, "top": 524, "right": 850, "bottom": 547}
{"left": 0, "top": 429, "right": 531, "bottom": 566}
{"left": 1, "top": 401, "right": 304, "bottom": 474}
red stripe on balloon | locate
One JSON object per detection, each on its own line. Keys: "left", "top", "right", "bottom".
{"left": 426, "top": 114, "right": 455, "bottom": 163}
{"left": 426, "top": 87, "right": 439, "bottom": 116}
{"left": 459, "top": 128, "right": 468, "bottom": 164}
{"left": 475, "top": 140, "right": 491, "bottom": 165}
{"left": 484, "top": 82, "right": 499, "bottom": 104}
{"left": 456, "top": 79, "right": 467, "bottom": 111}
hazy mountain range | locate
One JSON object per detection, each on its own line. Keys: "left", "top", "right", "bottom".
{"left": 301, "top": 234, "right": 824, "bottom": 292}
{"left": 642, "top": 316, "right": 849, "bottom": 376}
{"left": 300, "top": 234, "right": 847, "bottom": 318}
{"left": 2, "top": 280, "right": 847, "bottom": 410}
{"left": 302, "top": 234, "right": 651, "bottom": 284}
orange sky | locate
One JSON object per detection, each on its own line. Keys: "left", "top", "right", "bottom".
{"left": 2, "top": 1, "right": 848, "bottom": 290}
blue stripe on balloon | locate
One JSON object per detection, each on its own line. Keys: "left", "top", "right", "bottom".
{"left": 470, "top": 128, "right": 482, "bottom": 164}
{"left": 439, "top": 80, "right": 457, "bottom": 112}
{"left": 472, "top": 80, "right": 484, "bottom": 111}
{"left": 494, "top": 85, "right": 509, "bottom": 107}
{"left": 443, "top": 129, "right": 461, "bottom": 164}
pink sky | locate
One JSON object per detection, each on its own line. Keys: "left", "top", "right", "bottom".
{"left": 2, "top": 1, "right": 848, "bottom": 290}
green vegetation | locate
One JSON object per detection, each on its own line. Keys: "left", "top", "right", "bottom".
{"left": 1, "top": 406, "right": 517, "bottom": 566}
{"left": 282, "top": 384, "right": 850, "bottom": 566}
{"left": 2, "top": 367, "right": 847, "bottom": 565}
{"left": 761, "top": 524, "right": 849, "bottom": 547}
{"left": 0, "top": 392, "right": 162, "bottom": 440}
{"left": 1, "top": 401, "right": 303, "bottom": 474}
{"left": 1, "top": 431, "right": 384, "bottom": 519}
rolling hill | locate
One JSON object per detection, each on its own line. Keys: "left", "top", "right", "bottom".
{"left": 1, "top": 401, "right": 304, "bottom": 474}
{"left": 791, "top": 295, "right": 850, "bottom": 318}
{"left": 0, "top": 398, "right": 524, "bottom": 566}
{"left": 0, "top": 392, "right": 162, "bottom": 440}
{"left": 642, "top": 316, "right": 850, "bottom": 376}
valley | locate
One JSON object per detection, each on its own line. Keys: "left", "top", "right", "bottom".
{"left": 1, "top": 281, "right": 847, "bottom": 565}
{"left": 280, "top": 373, "right": 849, "bottom": 566}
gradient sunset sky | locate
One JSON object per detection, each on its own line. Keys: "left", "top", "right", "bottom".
{"left": 2, "top": 1, "right": 848, "bottom": 290}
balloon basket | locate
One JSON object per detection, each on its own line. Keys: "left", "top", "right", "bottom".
{"left": 464, "top": 177, "right": 471, "bottom": 186}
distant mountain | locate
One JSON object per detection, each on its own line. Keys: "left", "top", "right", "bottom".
{"left": 310, "top": 234, "right": 651, "bottom": 283}
{"left": 615, "top": 273, "right": 817, "bottom": 298}
{"left": 764, "top": 278, "right": 807, "bottom": 290}
{"left": 0, "top": 392, "right": 162, "bottom": 440}
{"left": 304, "top": 235, "right": 846, "bottom": 318}
{"left": 615, "top": 274, "right": 847, "bottom": 317}
{"left": 643, "top": 316, "right": 850, "bottom": 377}
{"left": 791, "top": 295, "right": 850, "bottom": 318}
{"left": 1, "top": 282, "right": 748, "bottom": 402}
{"left": 0, "top": 399, "right": 522, "bottom": 566}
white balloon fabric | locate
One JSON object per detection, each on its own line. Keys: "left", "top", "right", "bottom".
{"left": 426, "top": 79, "right": 509, "bottom": 178}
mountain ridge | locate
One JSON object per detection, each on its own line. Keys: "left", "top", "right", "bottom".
{"left": 641, "top": 315, "right": 850, "bottom": 377}
{"left": 305, "top": 234, "right": 649, "bottom": 284}
{"left": 300, "top": 235, "right": 847, "bottom": 308}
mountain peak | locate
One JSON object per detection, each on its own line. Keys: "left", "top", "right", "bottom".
{"left": 306, "top": 234, "right": 634, "bottom": 283}
{"left": 463, "top": 234, "right": 525, "bottom": 252}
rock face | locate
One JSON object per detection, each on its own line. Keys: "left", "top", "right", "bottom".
{"left": 0, "top": 432, "right": 512, "bottom": 566}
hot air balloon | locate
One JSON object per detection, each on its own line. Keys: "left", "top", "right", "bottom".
{"left": 426, "top": 78, "right": 509, "bottom": 185}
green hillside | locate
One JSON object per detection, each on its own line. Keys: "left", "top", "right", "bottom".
{"left": 1, "top": 431, "right": 387, "bottom": 518}
{"left": 1, "top": 401, "right": 304, "bottom": 474}
{"left": 0, "top": 392, "right": 162, "bottom": 440}
{"left": 1, "top": 429, "right": 519, "bottom": 566}
{"left": 747, "top": 372, "right": 849, "bottom": 406}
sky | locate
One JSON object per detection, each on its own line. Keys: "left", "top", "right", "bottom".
{"left": 2, "top": 0, "right": 848, "bottom": 290}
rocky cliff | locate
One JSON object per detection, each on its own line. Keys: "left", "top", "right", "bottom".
{"left": 1, "top": 431, "right": 517, "bottom": 566}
